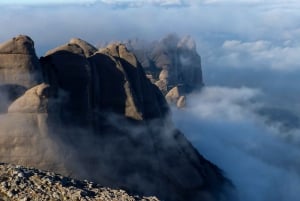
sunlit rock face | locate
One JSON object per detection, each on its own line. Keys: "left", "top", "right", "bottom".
{"left": 0, "top": 35, "right": 233, "bottom": 201}
{"left": 126, "top": 34, "right": 204, "bottom": 108}
{"left": 0, "top": 35, "right": 41, "bottom": 88}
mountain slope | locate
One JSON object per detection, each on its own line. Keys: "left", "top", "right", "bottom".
{"left": 0, "top": 35, "right": 233, "bottom": 201}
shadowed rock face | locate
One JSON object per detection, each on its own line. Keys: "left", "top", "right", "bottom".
{"left": 0, "top": 84, "right": 26, "bottom": 113}
{"left": 94, "top": 43, "right": 169, "bottom": 120}
{"left": 126, "top": 34, "right": 204, "bottom": 107}
{"left": 69, "top": 38, "right": 98, "bottom": 57}
{"left": 0, "top": 35, "right": 233, "bottom": 201}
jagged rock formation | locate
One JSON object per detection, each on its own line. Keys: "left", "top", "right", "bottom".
{"left": 0, "top": 35, "right": 233, "bottom": 201}
{"left": 126, "top": 34, "right": 204, "bottom": 107}
{"left": 0, "top": 163, "right": 159, "bottom": 201}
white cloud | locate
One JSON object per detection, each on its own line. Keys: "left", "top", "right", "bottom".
{"left": 94, "top": 0, "right": 186, "bottom": 7}
{"left": 97, "top": 0, "right": 300, "bottom": 7}
{"left": 1, "top": 0, "right": 300, "bottom": 8}
{"left": 173, "top": 87, "right": 300, "bottom": 201}
{"left": 201, "top": 0, "right": 299, "bottom": 4}
{"left": 0, "top": 0, "right": 97, "bottom": 5}
{"left": 217, "top": 40, "right": 300, "bottom": 70}
{"left": 0, "top": 0, "right": 186, "bottom": 7}
{"left": 186, "top": 86, "right": 262, "bottom": 121}
{"left": 223, "top": 40, "right": 271, "bottom": 52}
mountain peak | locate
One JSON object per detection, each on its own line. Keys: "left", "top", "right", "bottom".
{"left": 69, "top": 37, "right": 97, "bottom": 57}
{"left": 0, "top": 35, "right": 35, "bottom": 55}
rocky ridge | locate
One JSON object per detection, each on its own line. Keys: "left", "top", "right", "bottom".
{"left": 0, "top": 35, "right": 233, "bottom": 201}
{"left": 0, "top": 163, "right": 159, "bottom": 201}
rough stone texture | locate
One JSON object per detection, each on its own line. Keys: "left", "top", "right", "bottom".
{"left": 0, "top": 36, "right": 234, "bottom": 201}
{"left": 155, "top": 79, "right": 168, "bottom": 95}
{"left": 158, "top": 69, "right": 168, "bottom": 80}
{"left": 92, "top": 43, "right": 169, "bottom": 120}
{"left": 8, "top": 83, "right": 50, "bottom": 113}
{"left": 41, "top": 43, "right": 92, "bottom": 126}
{"left": 0, "top": 35, "right": 35, "bottom": 55}
{"left": 0, "top": 35, "right": 41, "bottom": 88}
{"left": 165, "top": 86, "right": 186, "bottom": 108}
{"left": 165, "top": 86, "right": 181, "bottom": 104}
{"left": 45, "top": 43, "right": 85, "bottom": 57}
{"left": 69, "top": 38, "right": 98, "bottom": 57}
{"left": 177, "top": 95, "right": 186, "bottom": 108}
{"left": 0, "top": 163, "right": 160, "bottom": 201}
{"left": 126, "top": 34, "right": 204, "bottom": 107}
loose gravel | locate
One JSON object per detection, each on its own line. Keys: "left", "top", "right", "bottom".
{"left": 0, "top": 163, "right": 160, "bottom": 201}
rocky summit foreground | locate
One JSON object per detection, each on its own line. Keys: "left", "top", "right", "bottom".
{"left": 0, "top": 35, "right": 233, "bottom": 201}
{"left": 0, "top": 163, "right": 159, "bottom": 201}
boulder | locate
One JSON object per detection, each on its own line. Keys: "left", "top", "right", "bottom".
{"left": 8, "top": 83, "right": 50, "bottom": 113}
{"left": 165, "top": 86, "right": 186, "bottom": 108}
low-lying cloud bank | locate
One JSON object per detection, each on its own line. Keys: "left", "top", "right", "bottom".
{"left": 172, "top": 86, "right": 300, "bottom": 201}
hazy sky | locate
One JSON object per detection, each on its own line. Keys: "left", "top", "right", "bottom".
{"left": 1, "top": 0, "right": 299, "bottom": 101}
{"left": 0, "top": 0, "right": 95, "bottom": 5}
{"left": 1, "top": 0, "right": 299, "bottom": 106}
{"left": 1, "top": 0, "right": 299, "bottom": 65}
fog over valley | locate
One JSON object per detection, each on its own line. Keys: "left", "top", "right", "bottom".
{"left": 1, "top": 0, "right": 300, "bottom": 200}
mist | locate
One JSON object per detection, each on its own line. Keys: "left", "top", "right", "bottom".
{"left": 1, "top": 0, "right": 300, "bottom": 200}
{"left": 172, "top": 87, "right": 300, "bottom": 201}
